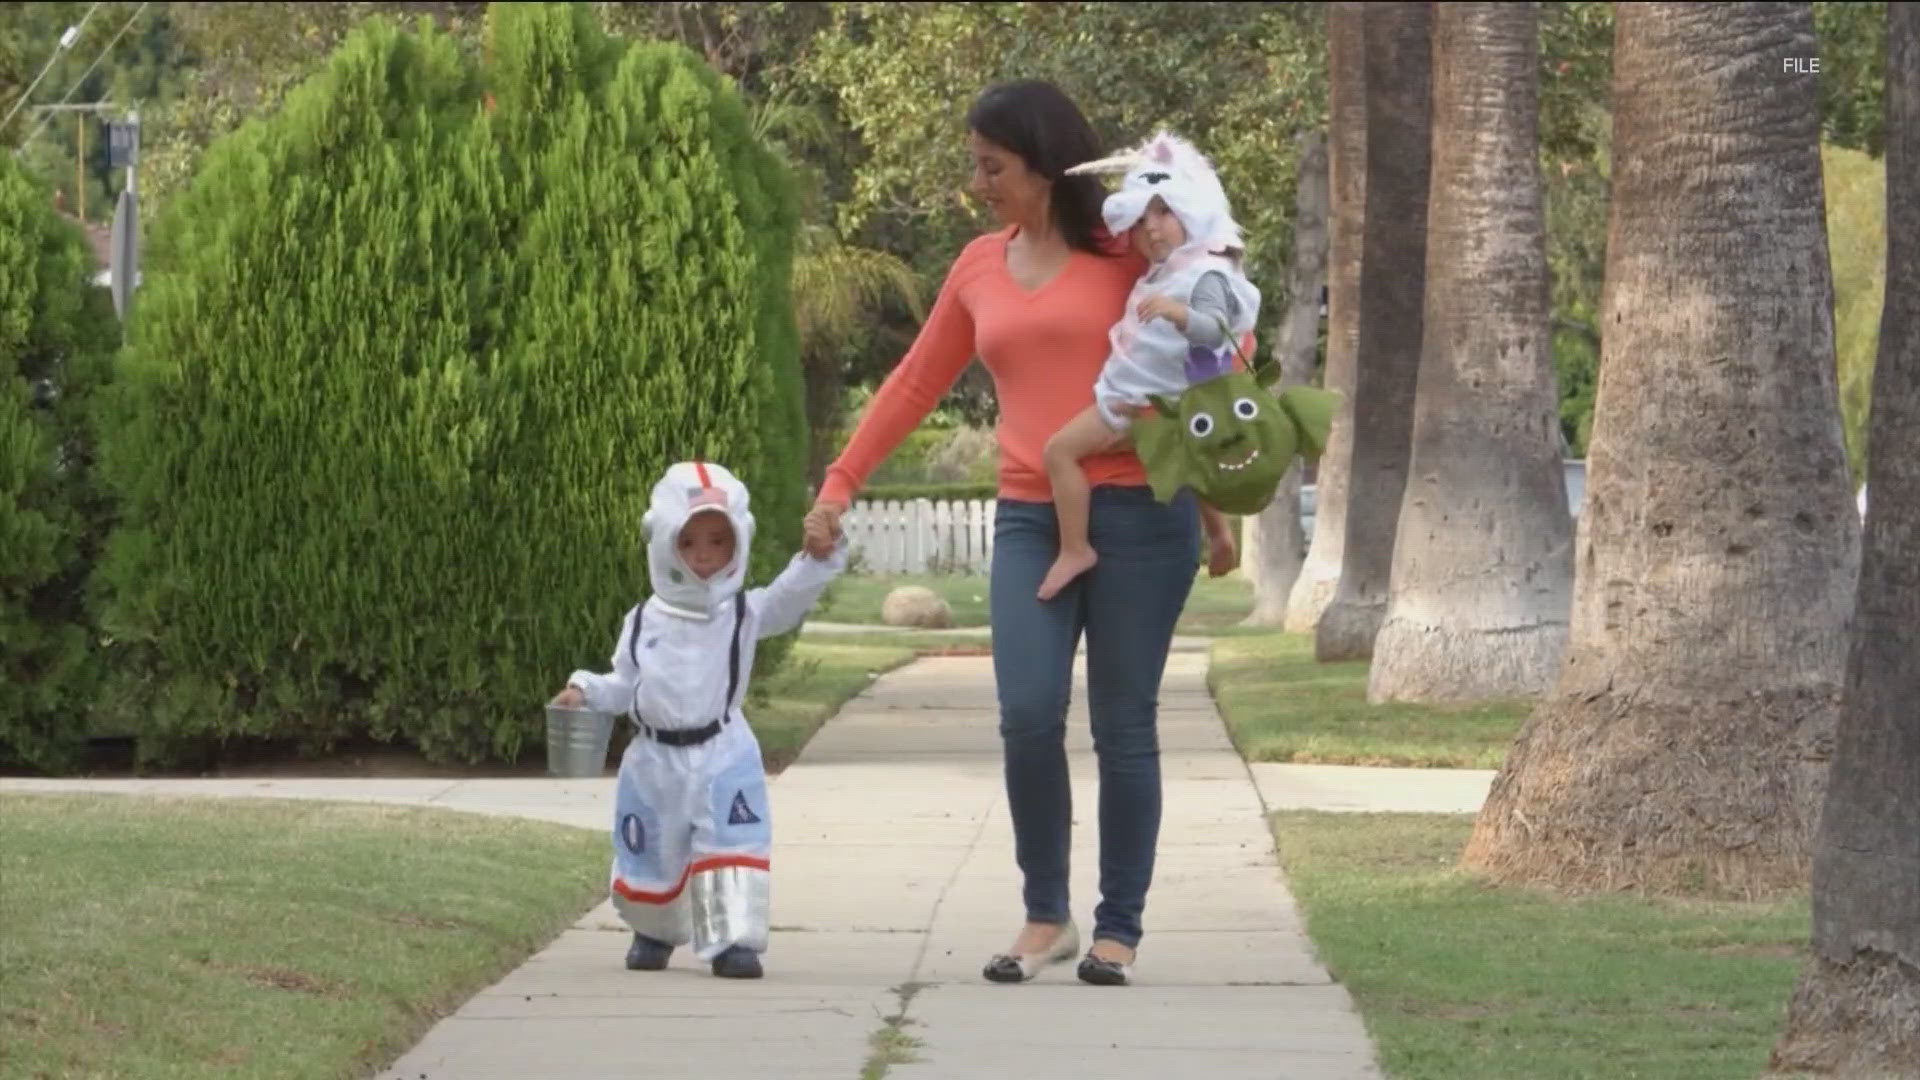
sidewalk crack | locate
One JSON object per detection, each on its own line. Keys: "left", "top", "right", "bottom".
{"left": 859, "top": 981, "right": 927, "bottom": 1080}
{"left": 861, "top": 780, "right": 993, "bottom": 1077}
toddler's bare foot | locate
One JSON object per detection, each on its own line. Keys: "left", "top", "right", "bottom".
{"left": 1036, "top": 548, "right": 1098, "bottom": 600}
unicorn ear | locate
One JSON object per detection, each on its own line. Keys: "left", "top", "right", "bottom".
{"left": 1066, "top": 153, "right": 1144, "bottom": 177}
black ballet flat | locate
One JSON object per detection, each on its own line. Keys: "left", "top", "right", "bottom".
{"left": 982, "top": 923, "right": 1080, "bottom": 983}
{"left": 1076, "top": 949, "right": 1133, "bottom": 986}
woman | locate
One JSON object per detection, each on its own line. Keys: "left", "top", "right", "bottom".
{"left": 803, "top": 80, "right": 1236, "bottom": 987}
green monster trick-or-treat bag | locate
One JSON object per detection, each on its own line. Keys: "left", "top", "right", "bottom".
{"left": 1132, "top": 339, "right": 1341, "bottom": 517}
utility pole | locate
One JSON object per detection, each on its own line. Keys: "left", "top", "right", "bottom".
{"left": 28, "top": 101, "right": 138, "bottom": 317}
{"left": 108, "top": 110, "right": 138, "bottom": 319}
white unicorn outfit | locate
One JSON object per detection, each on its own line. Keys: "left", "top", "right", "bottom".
{"left": 1068, "top": 131, "right": 1262, "bottom": 431}
{"left": 567, "top": 461, "right": 845, "bottom": 964}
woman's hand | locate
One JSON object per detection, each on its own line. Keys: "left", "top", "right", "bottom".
{"left": 1197, "top": 502, "right": 1238, "bottom": 578}
{"left": 804, "top": 501, "right": 845, "bottom": 560}
{"left": 1206, "top": 528, "right": 1240, "bottom": 579}
{"left": 553, "top": 686, "right": 586, "bottom": 709}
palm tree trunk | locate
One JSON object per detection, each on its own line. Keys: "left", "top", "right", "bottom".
{"left": 1367, "top": 3, "right": 1573, "bottom": 702}
{"left": 1773, "top": 4, "right": 1920, "bottom": 1069}
{"left": 1243, "top": 127, "right": 1330, "bottom": 627}
{"left": 1314, "top": 0, "right": 1431, "bottom": 662}
{"left": 1285, "top": 1, "right": 1367, "bottom": 633}
{"left": 1462, "top": 2, "right": 1861, "bottom": 897}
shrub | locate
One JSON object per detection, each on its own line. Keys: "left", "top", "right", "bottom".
{"left": 91, "top": 4, "right": 802, "bottom": 766}
{"left": 0, "top": 156, "right": 118, "bottom": 771}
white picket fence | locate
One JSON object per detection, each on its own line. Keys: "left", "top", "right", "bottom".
{"left": 843, "top": 462, "right": 1590, "bottom": 576}
{"left": 844, "top": 499, "right": 995, "bottom": 574}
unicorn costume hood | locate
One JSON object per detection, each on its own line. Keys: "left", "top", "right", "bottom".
{"left": 643, "top": 460, "right": 755, "bottom": 620}
{"left": 1069, "top": 130, "right": 1245, "bottom": 257}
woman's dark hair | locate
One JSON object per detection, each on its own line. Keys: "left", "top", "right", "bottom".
{"left": 966, "top": 80, "right": 1114, "bottom": 256}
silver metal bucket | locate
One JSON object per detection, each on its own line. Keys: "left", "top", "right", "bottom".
{"left": 545, "top": 705, "right": 614, "bottom": 778}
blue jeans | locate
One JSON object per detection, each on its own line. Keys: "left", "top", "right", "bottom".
{"left": 990, "top": 485, "right": 1201, "bottom": 949}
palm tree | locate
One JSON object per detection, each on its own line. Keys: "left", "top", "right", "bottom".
{"left": 1242, "top": 127, "right": 1329, "bottom": 627}
{"left": 1462, "top": 2, "right": 1862, "bottom": 896}
{"left": 1773, "top": 3, "right": 1918, "bottom": 1069}
{"left": 1366, "top": 3, "right": 1574, "bottom": 702}
{"left": 749, "top": 89, "right": 924, "bottom": 489}
{"left": 1314, "top": 0, "right": 1430, "bottom": 662}
{"left": 1286, "top": 1, "right": 1366, "bottom": 633}
{"left": 792, "top": 223, "right": 923, "bottom": 488}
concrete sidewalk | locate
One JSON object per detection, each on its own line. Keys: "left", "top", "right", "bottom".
{"left": 1, "top": 651, "right": 1424, "bottom": 1079}
{"left": 1252, "top": 762, "right": 1493, "bottom": 815}
{"left": 390, "top": 651, "right": 1381, "bottom": 1079}
{"left": 802, "top": 620, "right": 1221, "bottom": 656}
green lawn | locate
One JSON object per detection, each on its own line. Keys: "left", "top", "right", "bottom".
{"left": 1179, "top": 572, "right": 1259, "bottom": 631}
{"left": 812, "top": 570, "right": 1254, "bottom": 635}
{"left": 747, "top": 639, "right": 918, "bottom": 772}
{"left": 1272, "top": 811, "right": 1809, "bottom": 1080}
{"left": 797, "top": 628, "right": 995, "bottom": 652}
{"left": 0, "top": 793, "right": 606, "bottom": 1080}
{"left": 814, "top": 574, "right": 992, "bottom": 627}
{"left": 1209, "top": 632, "right": 1528, "bottom": 768}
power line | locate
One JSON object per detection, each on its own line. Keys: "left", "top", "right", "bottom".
{"left": 20, "top": 2, "right": 152, "bottom": 147}
{"left": 0, "top": 2, "right": 104, "bottom": 131}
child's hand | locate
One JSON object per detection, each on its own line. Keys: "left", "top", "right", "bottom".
{"left": 1137, "top": 295, "right": 1189, "bottom": 329}
{"left": 553, "top": 686, "right": 586, "bottom": 709}
{"left": 803, "top": 503, "right": 843, "bottom": 560}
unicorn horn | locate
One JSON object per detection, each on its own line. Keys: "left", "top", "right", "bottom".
{"left": 1065, "top": 152, "right": 1145, "bottom": 176}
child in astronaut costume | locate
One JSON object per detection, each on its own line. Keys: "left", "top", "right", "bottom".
{"left": 1034, "top": 131, "right": 1262, "bottom": 602}
{"left": 554, "top": 460, "right": 847, "bottom": 980}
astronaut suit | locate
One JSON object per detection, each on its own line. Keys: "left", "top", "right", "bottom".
{"left": 567, "top": 461, "right": 846, "bottom": 978}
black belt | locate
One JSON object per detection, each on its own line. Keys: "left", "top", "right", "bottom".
{"left": 633, "top": 592, "right": 747, "bottom": 748}
{"left": 638, "top": 717, "right": 727, "bottom": 747}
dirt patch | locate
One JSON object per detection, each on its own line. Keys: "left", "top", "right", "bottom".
{"left": 1703, "top": 942, "right": 1802, "bottom": 958}
{"left": 1394, "top": 1000, "right": 1509, "bottom": 1022}
{"left": 240, "top": 966, "right": 346, "bottom": 996}
{"left": 195, "top": 956, "right": 348, "bottom": 997}
{"left": 380, "top": 912, "right": 473, "bottom": 932}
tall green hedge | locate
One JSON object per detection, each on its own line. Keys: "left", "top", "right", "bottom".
{"left": 92, "top": 3, "right": 803, "bottom": 766}
{"left": 1, "top": 155, "right": 117, "bottom": 771}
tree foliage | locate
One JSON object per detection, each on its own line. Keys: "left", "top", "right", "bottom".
{"left": 801, "top": 3, "right": 1327, "bottom": 310}
{"left": 1814, "top": 1, "right": 1889, "bottom": 156}
{"left": 137, "top": 3, "right": 487, "bottom": 210}
{"left": 795, "top": 1, "right": 1629, "bottom": 442}
{"left": 90, "top": 4, "right": 802, "bottom": 766}
{"left": 23, "top": 1, "right": 1888, "bottom": 453}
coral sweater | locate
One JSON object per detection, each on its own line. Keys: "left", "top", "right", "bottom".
{"left": 818, "top": 228, "right": 1153, "bottom": 508}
